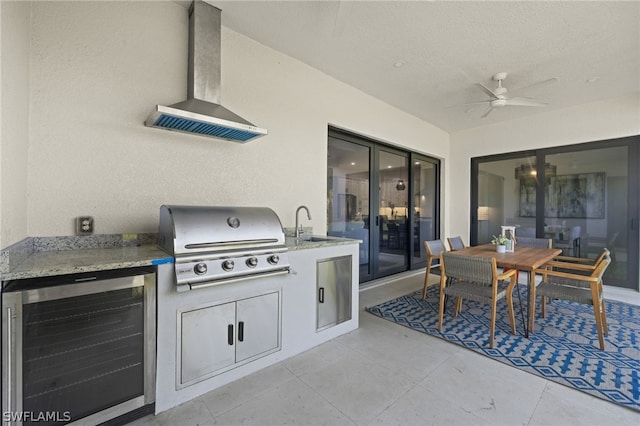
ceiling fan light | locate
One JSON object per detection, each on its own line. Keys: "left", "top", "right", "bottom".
{"left": 494, "top": 86, "right": 507, "bottom": 96}
{"left": 492, "top": 99, "right": 508, "bottom": 107}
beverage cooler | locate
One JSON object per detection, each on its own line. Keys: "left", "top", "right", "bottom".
{"left": 2, "top": 266, "right": 156, "bottom": 425}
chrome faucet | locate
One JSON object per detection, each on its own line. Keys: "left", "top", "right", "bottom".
{"left": 295, "top": 205, "right": 311, "bottom": 238}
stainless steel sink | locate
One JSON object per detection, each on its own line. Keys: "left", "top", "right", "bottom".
{"left": 294, "top": 236, "right": 333, "bottom": 243}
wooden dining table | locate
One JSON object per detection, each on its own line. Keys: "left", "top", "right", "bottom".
{"left": 449, "top": 244, "right": 562, "bottom": 337}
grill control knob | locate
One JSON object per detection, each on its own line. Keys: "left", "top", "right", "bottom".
{"left": 194, "top": 263, "right": 207, "bottom": 275}
{"left": 222, "top": 260, "right": 235, "bottom": 272}
{"left": 267, "top": 254, "right": 280, "bottom": 265}
{"left": 246, "top": 257, "right": 258, "bottom": 268}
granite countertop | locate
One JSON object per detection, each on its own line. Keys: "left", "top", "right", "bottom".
{"left": 0, "top": 233, "right": 359, "bottom": 282}
{"left": 1, "top": 234, "right": 173, "bottom": 281}
{"left": 2, "top": 245, "right": 173, "bottom": 281}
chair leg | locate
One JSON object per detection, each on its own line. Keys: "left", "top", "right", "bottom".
{"left": 489, "top": 299, "right": 497, "bottom": 349}
{"left": 600, "top": 299, "right": 608, "bottom": 335}
{"left": 438, "top": 274, "right": 447, "bottom": 331}
{"left": 422, "top": 268, "right": 431, "bottom": 300}
{"left": 453, "top": 297, "right": 462, "bottom": 316}
{"left": 591, "top": 285, "right": 605, "bottom": 350}
{"left": 438, "top": 285, "right": 444, "bottom": 331}
{"left": 592, "top": 302, "right": 606, "bottom": 350}
{"left": 456, "top": 294, "right": 464, "bottom": 314}
{"left": 529, "top": 279, "right": 536, "bottom": 332}
{"left": 506, "top": 276, "right": 516, "bottom": 335}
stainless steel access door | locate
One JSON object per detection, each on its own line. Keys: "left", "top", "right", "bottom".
{"left": 179, "top": 291, "right": 281, "bottom": 388}
{"left": 316, "top": 256, "right": 352, "bottom": 331}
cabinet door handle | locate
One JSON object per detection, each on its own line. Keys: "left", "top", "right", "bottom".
{"left": 319, "top": 287, "right": 325, "bottom": 303}
{"left": 238, "top": 321, "right": 244, "bottom": 342}
{"left": 227, "top": 324, "right": 234, "bottom": 346}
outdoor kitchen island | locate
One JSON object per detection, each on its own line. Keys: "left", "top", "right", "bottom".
{"left": 154, "top": 234, "right": 359, "bottom": 414}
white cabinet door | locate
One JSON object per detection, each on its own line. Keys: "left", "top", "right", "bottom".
{"left": 180, "top": 302, "right": 236, "bottom": 384}
{"left": 236, "top": 292, "right": 280, "bottom": 363}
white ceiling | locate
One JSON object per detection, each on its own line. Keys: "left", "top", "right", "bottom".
{"left": 199, "top": 1, "right": 640, "bottom": 133}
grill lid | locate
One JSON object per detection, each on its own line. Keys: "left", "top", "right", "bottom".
{"left": 158, "top": 205, "right": 286, "bottom": 256}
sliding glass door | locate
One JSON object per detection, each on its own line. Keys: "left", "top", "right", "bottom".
{"left": 327, "top": 136, "right": 371, "bottom": 280}
{"left": 412, "top": 156, "right": 438, "bottom": 265}
{"left": 328, "top": 128, "right": 440, "bottom": 284}
{"left": 471, "top": 137, "right": 639, "bottom": 290}
{"left": 544, "top": 146, "right": 632, "bottom": 287}
{"left": 475, "top": 153, "right": 537, "bottom": 244}
{"left": 377, "top": 149, "right": 410, "bottom": 276}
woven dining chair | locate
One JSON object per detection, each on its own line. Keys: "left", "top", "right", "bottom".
{"left": 532, "top": 250, "right": 611, "bottom": 350}
{"left": 547, "top": 248, "right": 610, "bottom": 274}
{"left": 447, "top": 236, "right": 466, "bottom": 251}
{"left": 516, "top": 237, "right": 552, "bottom": 248}
{"left": 422, "top": 240, "right": 448, "bottom": 300}
{"left": 438, "top": 252, "right": 518, "bottom": 348}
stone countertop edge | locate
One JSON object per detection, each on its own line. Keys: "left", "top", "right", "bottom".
{"left": 1, "top": 233, "right": 173, "bottom": 281}
{"left": 1, "top": 233, "right": 359, "bottom": 281}
{"left": 285, "top": 235, "right": 361, "bottom": 251}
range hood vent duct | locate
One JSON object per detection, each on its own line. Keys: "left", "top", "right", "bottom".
{"left": 145, "top": 1, "right": 267, "bottom": 142}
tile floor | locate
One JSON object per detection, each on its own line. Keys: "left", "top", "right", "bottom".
{"left": 131, "top": 272, "right": 640, "bottom": 425}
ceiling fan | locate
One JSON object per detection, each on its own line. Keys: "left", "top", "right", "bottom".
{"left": 461, "top": 72, "right": 557, "bottom": 118}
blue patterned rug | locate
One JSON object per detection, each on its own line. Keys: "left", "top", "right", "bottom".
{"left": 366, "top": 285, "right": 640, "bottom": 412}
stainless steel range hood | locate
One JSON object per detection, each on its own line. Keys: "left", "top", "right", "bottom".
{"left": 145, "top": 1, "right": 267, "bottom": 143}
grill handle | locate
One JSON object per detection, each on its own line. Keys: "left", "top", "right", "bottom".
{"left": 188, "top": 269, "right": 290, "bottom": 290}
{"left": 184, "top": 239, "right": 280, "bottom": 249}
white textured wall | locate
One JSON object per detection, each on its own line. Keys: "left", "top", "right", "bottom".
{"left": 2, "top": 1, "right": 637, "bottom": 253}
{"left": 449, "top": 93, "right": 640, "bottom": 244}
{"left": 0, "top": 1, "right": 31, "bottom": 248}
{"left": 7, "top": 1, "right": 448, "bottom": 242}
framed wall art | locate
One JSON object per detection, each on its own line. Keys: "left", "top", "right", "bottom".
{"left": 519, "top": 172, "right": 605, "bottom": 218}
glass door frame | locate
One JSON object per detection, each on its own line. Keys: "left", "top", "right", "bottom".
{"left": 373, "top": 145, "right": 411, "bottom": 278}
{"left": 410, "top": 152, "right": 441, "bottom": 267}
{"left": 328, "top": 127, "right": 439, "bottom": 284}
{"left": 471, "top": 136, "right": 639, "bottom": 290}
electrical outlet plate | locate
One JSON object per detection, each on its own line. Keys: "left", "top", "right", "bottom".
{"left": 76, "top": 216, "right": 94, "bottom": 235}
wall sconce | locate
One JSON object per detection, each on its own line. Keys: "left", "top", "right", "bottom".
{"left": 514, "top": 163, "right": 557, "bottom": 180}
{"left": 477, "top": 206, "right": 489, "bottom": 221}
{"left": 395, "top": 179, "right": 406, "bottom": 191}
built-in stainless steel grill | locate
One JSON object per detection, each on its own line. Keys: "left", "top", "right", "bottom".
{"left": 158, "top": 205, "right": 290, "bottom": 291}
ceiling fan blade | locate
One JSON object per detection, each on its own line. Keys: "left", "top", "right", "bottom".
{"left": 506, "top": 97, "right": 549, "bottom": 107}
{"left": 446, "top": 100, "right": 491, "bottom": 108}
{"left": 512, "top": 77, "right": 558, "bottom": 94}
{"left": 481, "top": 106, "right": 494, "bottom": 118}
{"left": 476, "top": 83, "right": 499, "bottom": 100}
